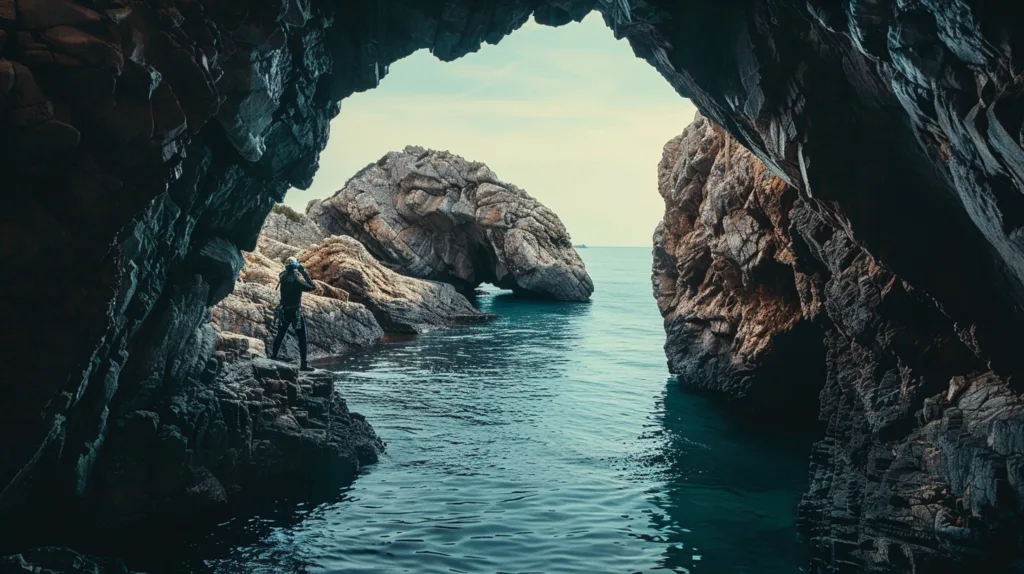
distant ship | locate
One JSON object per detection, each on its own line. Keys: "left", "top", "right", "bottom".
{"left": 574, "top": 244, "right": 588, "bottom": 249}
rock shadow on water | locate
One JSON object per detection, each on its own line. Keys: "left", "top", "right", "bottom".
{"left": 638, "top": 377, "right": 814, "bottom": 574}
{"left": 54, "top": 481, "right": 371, "bottom": 574}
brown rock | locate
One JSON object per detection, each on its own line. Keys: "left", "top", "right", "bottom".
{"left": 653, "top": 113, "right": 824, "bottom": 414}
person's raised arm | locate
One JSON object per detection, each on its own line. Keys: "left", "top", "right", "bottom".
{"left": 298, "top": 265, "right": 317, "bottom": 292}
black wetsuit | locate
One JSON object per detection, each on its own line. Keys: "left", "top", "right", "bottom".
{"left": 271, "top": 265, "right": 317, "bottom": 367}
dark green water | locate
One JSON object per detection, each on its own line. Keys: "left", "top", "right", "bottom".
{"left": 201, "top": 247, "right": 810, "bottom": 573}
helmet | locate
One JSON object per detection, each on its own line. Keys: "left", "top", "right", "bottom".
{"left": 286, "top": 256, "right": 299, "bottom": 267}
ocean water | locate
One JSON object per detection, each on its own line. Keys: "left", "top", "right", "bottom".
{"left": 195, "top": 247, "right": 810, "bottom": 574}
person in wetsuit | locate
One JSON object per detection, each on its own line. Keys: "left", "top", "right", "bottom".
{"left": 271, "top": 256, "right": 317, "bottom": 371}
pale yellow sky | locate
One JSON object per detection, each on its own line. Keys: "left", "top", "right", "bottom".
{"left": 284, "top": 12, "right": 698, "bottom": 247}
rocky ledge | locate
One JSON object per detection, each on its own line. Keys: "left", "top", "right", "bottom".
{"left": 308, "top": 146, "right": 594, "bottom": 302}
{"left": 655, "top": 113, "right": 1021, "bottom": 572}
{"left": 214, "top": 206, "right": 493, "bottom": 349}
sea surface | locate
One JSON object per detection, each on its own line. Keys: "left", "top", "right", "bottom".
{"left": 193, "top": 247, "right": 810, "bottom": 574}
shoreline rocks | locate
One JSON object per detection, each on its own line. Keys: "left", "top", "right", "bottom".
{"left": 652, "top": 115, "right": 824, "bottom": 419}
{"left": 213, "top": 206, "right": 495, "bottom": 351}
{"left": 655, "top": 113, "right": 1020, "bottom": 571}
{"left": 301, "top": 235, "right": 495, "bottom": 333}
{"left": 308, "top": 146, "right": 593, "bottom": 302}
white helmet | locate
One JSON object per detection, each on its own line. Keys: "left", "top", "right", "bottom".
{"left": 286, "top": 256, "right": 299, "bottom": 266}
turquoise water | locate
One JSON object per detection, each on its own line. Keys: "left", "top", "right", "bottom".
{"left": 201, "top": 247, "right": 810, "bottom": 573}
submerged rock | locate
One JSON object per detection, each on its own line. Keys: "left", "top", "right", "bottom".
{"left": 0, "top": 547, "right": 130, "bottom": 574}
{"left": 308, "top": 146, "right": 593, "bottom": 301}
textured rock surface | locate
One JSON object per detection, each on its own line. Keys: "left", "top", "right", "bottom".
{"left": 2, "top": 0, "right": 1024, "bottom": 572}
{"left": 215, "top": 203, "right": 491, "bottom": 344}
{"left": 301, "top": 236, "right": 495, "bottom": 333}
{"left": 655, "top": 114, "right": 1024, "bottom": 571}
{"left": 212, "top": 249, "right": 385, "bottom": 360}
{"left": 93, "top": 349, "right": 382, "bottom": 533}
{"left": 308, "top": 146, "right": 594, "bottom": 301}
{"left": 653, "top": 114, "right": 824, "bottom": 417}
{"left": 258, "top": 205, "right": 329, "bottom": 260}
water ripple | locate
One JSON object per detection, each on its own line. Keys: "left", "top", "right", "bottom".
{"left": 192, "top": 248, "right": 810, "bottom": 574}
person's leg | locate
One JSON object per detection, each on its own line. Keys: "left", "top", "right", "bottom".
{"left": 271, "top": 314, "right": 291, "bottom": 360}
{"left": 297, "top": 316, "right": 311, "bottom": 371}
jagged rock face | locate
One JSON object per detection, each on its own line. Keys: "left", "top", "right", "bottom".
{"left": 308, "top": 146, "right": 594, "bottom": 301}
{"left": 655, "top": 114, "right": 1024, "bottom": 571}
{"left": 212, "top": 249, "right": 385, "bottom": 360}
{"left": 93, "top": 349, "right": 382, "bottom": 531}
{"left": 301, "top": 236, "right": 495, "bottom": 333}
{"left": 259, "top": 205, "right": 329, "bottom": 259}
{"left": 652, "top": 113, "right": 825, "bottom": 417}
{"left": 2, "top": 0, "right": 1024, "bottom": 571}
{"left": 218, "top": 204, "right": 491, "bottom": 340}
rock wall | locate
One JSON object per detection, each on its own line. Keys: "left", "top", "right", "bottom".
{"left": 308, "top": 146, "right": 594, "bottom": 301}
{"left": 655, "top": 113, "right": 1024, "bottom": 571}
{"left": 2, "top": 0, "right": 1024, "bottom": 571}
{"left": 652, "top": 115, "right": 825, "bottom": 419}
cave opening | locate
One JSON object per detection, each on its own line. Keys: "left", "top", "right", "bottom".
{"left": 5, "top": 1, "right": 1024, "bottom": 572}
{"left": 286, "top": 11, "right": 697, "bottom": 250}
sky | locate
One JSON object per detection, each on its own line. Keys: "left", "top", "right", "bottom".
{"left": 283, "top": 12, "right": 698, "bottom": 247}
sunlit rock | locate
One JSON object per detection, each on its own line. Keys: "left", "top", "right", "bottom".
{"left": 308, "top": 146, "right": 594, "bottom": 302}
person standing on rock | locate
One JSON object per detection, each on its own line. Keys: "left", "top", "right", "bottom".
{"left": 271, "top": 256, "right": 317, "bottom": 371}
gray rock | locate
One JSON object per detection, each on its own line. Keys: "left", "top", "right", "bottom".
{"left": 308, "top": 146, "right": 593, "bottom": 301}
{"left": 301, "top": 235, "right": 495, "bottom": 333}
{"left": 259, "top": 205, "right": 328, "bottom": 259}
{"left": 211, "top": 251, "right": 384, "bottom": 361}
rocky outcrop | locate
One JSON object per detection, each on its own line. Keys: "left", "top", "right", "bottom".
{"left": 212, "top": 249, "right": 385, "bottom": 360}
{"left": 4, "top": 0, "right": 1024, "bottom": 572}
{"left": 653, "top": 114, "right": 824, "bottom": 417}
{"left": 214, "top": 204, "right": 492, "bottom": 344}
{"left": 301, "top": 236, "right": 494, "bottom": 333}
{"left": 308, "top": 146, "right": 594, "bottom": 302}
{"left": 93, "top": 349, "right": 382, "bottom": 532}
{"left": 259, "top": 205, "right": 329, "bottom": 260}
{"left": 655, "top": 114, "right": 1023, "bottom": 572}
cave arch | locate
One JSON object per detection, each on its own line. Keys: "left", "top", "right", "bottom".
{"left": 3, "top": 1, "right": 1024, "bottom": 571}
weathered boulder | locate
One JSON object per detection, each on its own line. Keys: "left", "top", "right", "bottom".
{"left": 308, "top": 146, "right": 594, "bottom": 301}
{"left": 656, "top": 113, "right": 1020, "bottom": 572}
{"left": 216, "top": 201, "right": 493, "bottom": 343}
{"left": 300, "top": 236, "right": 494, "bottom": 333}
{"left": 211, "top": 250, "right": 384, "bottom": 361}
